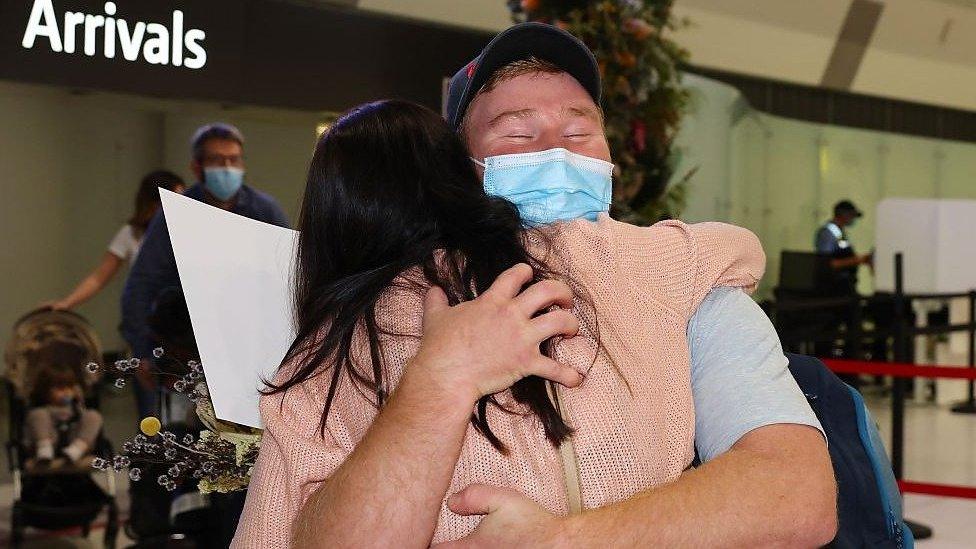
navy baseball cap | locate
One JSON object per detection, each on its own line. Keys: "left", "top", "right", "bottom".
{"left": 834, "top": 200, "right": 863, "bottom": 218}
{"left": 444, "top": 22, "right": 601, "bottom": 130}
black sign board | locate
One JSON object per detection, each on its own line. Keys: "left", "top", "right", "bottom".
{"left": 0, "top": 0, "right": 491, "bottom": 111}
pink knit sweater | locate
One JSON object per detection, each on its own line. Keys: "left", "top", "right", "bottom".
{"left": 232, "top": 216, "right": 764, "bottom": 546}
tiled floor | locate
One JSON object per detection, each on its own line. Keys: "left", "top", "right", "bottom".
{"left": 1, "top": 349, "right": 975, "bottom": 547}
{"left": 863, "top": 342, "right": 976, "bottom": 546}
{"left": 868, "top": 381, "right": 976, "bottom": 489}
{"left": 869, "top": 387, "right": 976, "bottom": 546}
{"left": 904, "top": 494, "right": 976, "bottom": 548}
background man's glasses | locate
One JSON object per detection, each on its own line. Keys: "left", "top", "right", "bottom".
{"left": 201, "top": 154, "right": 244, "bottom": 167}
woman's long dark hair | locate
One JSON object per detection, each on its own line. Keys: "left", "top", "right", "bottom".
{"left": 264, "top": 100, "right": 597, "bottom": 452}
{"left": 129, "top": 170, "right": 185, "bottom": 237}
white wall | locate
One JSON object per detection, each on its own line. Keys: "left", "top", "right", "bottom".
{"left": 0, "top": 81, "right": 324, "bottom": 353}
{"left": 670, "top": 74, "right": 740, "bottom": 224}
{"left": 676, "top": 75, "right": 976, "bottom": 299}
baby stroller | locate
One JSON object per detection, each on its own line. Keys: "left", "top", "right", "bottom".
{"left": 3, "top": 308, "right": 119, "bottom": 548}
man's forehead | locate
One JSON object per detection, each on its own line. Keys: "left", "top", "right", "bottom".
{"left": 472, "top": 72, "right": 599, "bottom": 121}
{"left": 486, "top": 105, "right": 601, "bottom": 127}
{"left": 203, "top": 138, "right": 243, "bottom": 151}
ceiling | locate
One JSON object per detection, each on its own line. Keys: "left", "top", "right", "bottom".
{"left": 343, "top": 0, "right": 976, "bottom": 113}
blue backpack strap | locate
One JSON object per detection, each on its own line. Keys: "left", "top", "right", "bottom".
{"left": 785, "top": 353, "right": 912, "bottom": 548}
{"left": 848, "top": 385, "right": 914, "bottom": 549}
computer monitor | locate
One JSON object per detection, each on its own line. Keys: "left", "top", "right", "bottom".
{"left": 779, "top": 251, "right": 826, "bottom": 293}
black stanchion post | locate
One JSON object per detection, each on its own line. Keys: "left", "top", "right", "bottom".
{"left": 892, "top": 253, "right": 906, "bottom": 479}
{"left": 893, "top": 253, "right": 933, "bottom": 541}
{"left": 850, "top": 295, "right": 863, "bottom": 360}
{"left": 950, "top": 290, "right": 976, "bottom": 414}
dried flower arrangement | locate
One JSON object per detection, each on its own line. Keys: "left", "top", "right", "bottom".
{"left": 88, "top": 350, "right": 261, "bottom": 494}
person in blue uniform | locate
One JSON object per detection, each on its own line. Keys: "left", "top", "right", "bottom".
{"left": 815, "top": 200, "right": 873, "bottom": 296}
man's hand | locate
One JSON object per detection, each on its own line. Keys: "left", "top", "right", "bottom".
{"left": 433, "top": 484, "right": 566, "bottom": 549}
{"left": 291, "top": 265, "right": 585, "bottom": 548}
{"left": 414, "top": 263, "right": 583, "bottom": 404}
{"left": 38, "top": 299, "right": 69, "bottom": 311}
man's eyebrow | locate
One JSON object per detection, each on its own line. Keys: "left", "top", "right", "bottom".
{"left": 566, "top": 105, "right": 602, "bottom": 122}
{"left": 487, "top": 108, "right": 536, "bottom": 128}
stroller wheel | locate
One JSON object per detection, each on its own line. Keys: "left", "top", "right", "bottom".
{"left": 104, "top": 501, "right": 119, "bottom": 549}
{"left": 123, "top": 519, "right": 143, "bottom": 543}
{"left": 11, "top": 503, "right": 24, "bottom": 548}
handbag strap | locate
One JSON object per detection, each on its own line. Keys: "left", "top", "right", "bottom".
{"left": 548, "top": 382, "right": 583, "bottom": 515}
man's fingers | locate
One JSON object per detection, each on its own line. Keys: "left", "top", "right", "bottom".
{"left": 423, "top": 285, "right": 450, "bottom": 317}
{"left": 531, "top": 309, "right": 580, "bottom": 342}
{"left": 529, "top": 310, "right": 582, "bottom": 387}
{"left": 528, "top": 356, "right": 583, "bottom": 388}
{"left": 484, "top": 263, "right": 533, "bottom": 300}
{"left": 514, "top": 279, "right": 575, "bottom": 316}
{"left": 447, "top": 484, "right": 509, "bottom": 516}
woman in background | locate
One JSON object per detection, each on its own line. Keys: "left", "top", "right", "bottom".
{"left": 43, "top": 170, "right": 185, "bottom": 311}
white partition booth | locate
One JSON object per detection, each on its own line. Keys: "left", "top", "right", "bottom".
{"left": 875, "top": 198, "right": 976, "bottom": 367}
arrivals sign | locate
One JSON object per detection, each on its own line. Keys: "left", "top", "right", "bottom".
{"left": 0, "top": 0, "right": 242, "bottom": 102}
{"left": 0, "top": 0, "right": 490, "bottom": 112}
{"left": 21, "top": 0, "right": 208, "bottom": 69}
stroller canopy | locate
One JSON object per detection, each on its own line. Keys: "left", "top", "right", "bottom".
{"left": 3, "top": 309, "right": 102, "bottom": 400}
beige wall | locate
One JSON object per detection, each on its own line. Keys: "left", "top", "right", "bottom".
{"left": 358, "top": 0, "right": 509, "bottom": 31}
{"left": 6, "top": 70, "right": 976, "bottom": 356}
{"left": 356, "top": 0, "right": 976, "bottom": 113}
{"left": 0, "top": 81, "right": 324, "bottom": 353}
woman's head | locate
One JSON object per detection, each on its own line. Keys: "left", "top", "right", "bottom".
{"left": 297, "top": 100, "right": 523, "bottom": 290}
{"left": 130, "top": 170, "right": 186, "bottom": 236}
{"left": 269, "top": 99, "right": 596, "bottom": 451}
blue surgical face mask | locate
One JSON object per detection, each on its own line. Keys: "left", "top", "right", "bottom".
{"left": 473, "top": 148, "right": 613, "bottom": 226}
{"left": 203, "top": 167, "right": 244, "bottom": 201}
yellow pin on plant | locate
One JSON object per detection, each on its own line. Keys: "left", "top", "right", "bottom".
{"left": 140, "top": 416, "right": 161, "bottom": 437}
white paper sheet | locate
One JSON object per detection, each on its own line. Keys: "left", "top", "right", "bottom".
{"left": 160, "top": 189, "right": 297, "bottom": 428}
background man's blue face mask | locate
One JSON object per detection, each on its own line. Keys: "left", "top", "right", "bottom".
{"left": 203, "top": 167, "right": 245, "bottom": 201}
{"left": 473, "top": 148, "right": 613, "bottom": 226}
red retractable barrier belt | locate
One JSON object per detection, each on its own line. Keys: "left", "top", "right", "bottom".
{"left": 823, "top": 359, "right": 976, "bottom": 381}
{"left": 898, "top": 481, "right": 976, "bottom": 500}
{"left": 821, "top": 358, "right": 976, "bottom": 499}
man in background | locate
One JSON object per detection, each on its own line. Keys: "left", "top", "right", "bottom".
{"left": 121, "top": 123, "right": 290, "bottom": 419}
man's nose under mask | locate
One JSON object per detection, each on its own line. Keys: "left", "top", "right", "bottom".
{"left": 472, "top": 148, "right": 613, "bottom": 226}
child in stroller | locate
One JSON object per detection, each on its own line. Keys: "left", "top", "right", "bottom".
{"left": 24, "top": 343, "right": 104, "bottom": 470}
{"left": 3, "top": 308, "right": 118, "bottom": 548}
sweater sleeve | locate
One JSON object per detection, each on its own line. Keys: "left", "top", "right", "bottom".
{"left": 685, "top": 221, "right": 766, "bottom": 314}
{"left": 232, "top": 381, "right": 364, "bottom": 548}
{"left": 608, "top": 218, "right": 765, "bottom": 319}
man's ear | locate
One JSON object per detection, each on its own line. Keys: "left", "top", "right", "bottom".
{"left": 190, "top": 160, "right": 203, "bottom": 183}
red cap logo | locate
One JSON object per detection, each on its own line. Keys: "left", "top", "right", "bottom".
{"left": 466, "top": 62, "right": 476, "bottom": 78}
